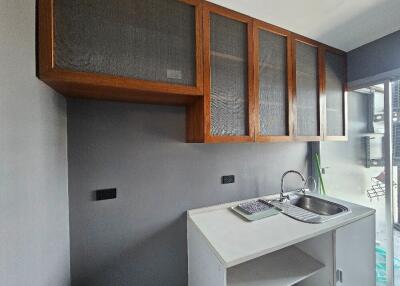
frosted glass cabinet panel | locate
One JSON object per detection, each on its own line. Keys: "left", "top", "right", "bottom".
{"left": 257, "top": 29, "right": 288, "bottom": 137}
{"left": 54, "top": 0, "right": 197, "bottom": 86}
{"left": 325, "top": 51, "right": 346, "bottom": 137}
{"left": 209, "top": 13, "right": 249, "bottom": 137}
{"left": 295, "top": 41, "right": 320, "bottom": 137}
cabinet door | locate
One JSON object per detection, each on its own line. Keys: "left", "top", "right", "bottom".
{"left": 293, "top": 37, "right": 322, "bottom": 141}
{"left": 52, "top": 0, "right": 202, "bottom": 92}
{"left": 254, "top": 22, "right": 292, "bottom": 142}
{"left": 203, "top": 3, "right": 254, "bottom": 143}
{"left": 335, "top": 215, "right": 375, "bottom": 286}
{"left": 324, "top": 49, "right": 347, "bottom": 140}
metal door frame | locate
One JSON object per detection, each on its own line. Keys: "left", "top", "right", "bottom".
{"left": 384, "top": 79, "right": 394, "bottom": 286}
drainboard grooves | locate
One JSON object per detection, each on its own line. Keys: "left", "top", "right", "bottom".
{"left": 270, "top": 201, "right": 321, "bottom": 222}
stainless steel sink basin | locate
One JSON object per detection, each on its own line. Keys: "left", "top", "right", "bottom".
{"left": 270, "top": 194, "right": 350, "bottom": 223}
{"left": 289, "top": 194, "right": 348, "bottom": 216}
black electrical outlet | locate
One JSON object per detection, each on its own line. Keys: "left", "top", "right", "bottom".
{"left": 222, "top": 175, "right": 235, "bottom": 184}
{"left": 96, "top": 188, "right": 117, "bottom": 201}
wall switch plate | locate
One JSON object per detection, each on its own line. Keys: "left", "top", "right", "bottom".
{"left": 95, "top": 188, "right": 117, "bottom": 201}
{"left": 222, "top": 175, "right": 235, "bottom": 184}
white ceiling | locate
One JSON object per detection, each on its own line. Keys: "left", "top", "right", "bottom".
{"left": 208, "top": 0, "right": 400, "bottom": 52}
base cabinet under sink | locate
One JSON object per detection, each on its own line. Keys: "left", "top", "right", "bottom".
{"left": 188, "top": 214, "right": 375, "bottom": 286}
{"left": 334, "top": 215, "right": 376, "bottom": 286}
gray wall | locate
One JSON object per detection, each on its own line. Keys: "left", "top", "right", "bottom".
{"left": 67, "top": 99, "right": 309, "bottom": 286}
{"left": 321, "top": 92, "right": 371, "bottom": 194}
{"left": 0, "top": 0, "right": 70, "bottom": 285}
{"left": 348, "top": 30, "right": 400, "bottom": 85}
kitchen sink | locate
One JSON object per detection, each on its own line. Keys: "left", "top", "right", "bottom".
{"left": 289, "top": 194, "right": 348, "bottom": 216}
{"left": 270, "top": 193, "right": 350, "bottom": 223}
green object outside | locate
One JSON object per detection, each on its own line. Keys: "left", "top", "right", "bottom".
{"left": 375, "top": 245, "right": 400, "bottom": 284}
{"left": 314, "top": 153, "right": 326, "bottom": 195}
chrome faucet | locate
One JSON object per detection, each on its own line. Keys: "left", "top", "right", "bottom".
{"left": 280, "top": 170, "right": 306, "bottom": 202}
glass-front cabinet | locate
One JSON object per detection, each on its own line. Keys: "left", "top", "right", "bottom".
{"left": 293, "top": 37, "right": 322, "bottom": 141}
{"left": 254, "top": 21, "right": 292, "bottom": 142}
{"left": 55, "top": 0, "right": 197, "bottom": 85}
{"left": 38, "top": 0, "right": 348, "bottom": 143}
{"left": 202, "top": 3, "right": 254, "bottom": 143}
{"left": 324, "top": 49, "right": 347, "bottom": 140}
{"left": 38, "top": 0, "right": 203, "bottom": 104}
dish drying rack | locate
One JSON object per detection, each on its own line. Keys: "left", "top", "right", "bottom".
{"left": 367, "top": 171, "right": 397, "bottom": 200}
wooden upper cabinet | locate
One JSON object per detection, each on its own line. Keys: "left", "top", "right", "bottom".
{"left": 323, "top": 48, "right": 347, "bottom": 140}
{"left": 38, "top": 0, "right": 348, "bottom": 143}
{"left": 201, "top": 3, "right": 255, "bottom": 143}
{"left": 38, "top": 0, "right": 203, "bottom": 104}
{"left": 254, "top": 21, "right": 293, "bottom": 142}
{"left": 292, "top": 36, "right": 323, "bottom": 141}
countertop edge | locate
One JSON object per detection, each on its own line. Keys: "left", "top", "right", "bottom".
{"left": 187, "top": 192, "right": 376, "bottom": 268}
{"left": 224, "top": 209, "right": 375, "bottom": 268}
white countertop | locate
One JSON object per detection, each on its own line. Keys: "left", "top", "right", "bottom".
{"left": 187, "top": 192, "right": 375, "bottom": 268}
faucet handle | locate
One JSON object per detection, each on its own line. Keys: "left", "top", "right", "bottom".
{"left": 279, "top": 194, "right": 290, "bottom": 202}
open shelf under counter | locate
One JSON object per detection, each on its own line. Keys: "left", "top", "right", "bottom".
{"left": 187, "top": 192, "right": 375, "bottom": 286}
{"left": 227, "top": 245, "right": 324, "bottom": 286}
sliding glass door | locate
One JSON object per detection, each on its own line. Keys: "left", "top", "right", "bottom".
{"left": 319, "top": 79, "right": 400, "bottom": 285}
{"left": 391, "top": 80, "right": 400, "bottom": 286}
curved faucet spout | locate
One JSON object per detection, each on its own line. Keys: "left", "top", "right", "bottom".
{"left": 280, "top": 170, "right": 306, "bottom": 202}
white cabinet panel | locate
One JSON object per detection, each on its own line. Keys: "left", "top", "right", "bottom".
{"left": 335, "top": 215, "right": 376, "bottom": 286}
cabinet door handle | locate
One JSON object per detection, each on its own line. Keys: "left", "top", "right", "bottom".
{"left": 336, "top": 269, "right": 343, "bottom": 283}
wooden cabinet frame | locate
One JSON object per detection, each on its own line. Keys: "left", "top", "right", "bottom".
{"left": 291, "top": 34, "right": 324, "bottom": 141}
{"left": 37, "top": 0, "right": 204, "bottom": 105}
{"left": 38, "top": 0, "right": 348, "bottom": 143}
{"left": 201, "top": 2, "right": 255, "bottom": 143}
{"left": 322, "top": 46, "right": 348, "bottom": 141}
{"left": 253, "top": 20, "right": 293, "bottom": 142}
{"left": 180, "top": 4, "right": 348, "bottom": 144}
